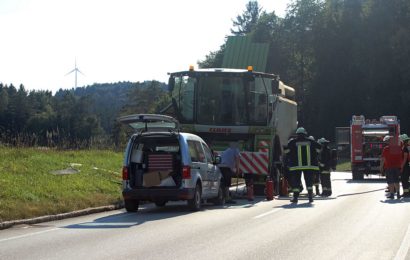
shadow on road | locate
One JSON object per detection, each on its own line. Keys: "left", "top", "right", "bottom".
{"left": 274, "top": 202, "right": 315, "bottom": 209}
{"left": 380, "top": 197, "right": 410, "bottom": 204}
{"left": 63, "top": 199, "right": 262, "bottom": 230}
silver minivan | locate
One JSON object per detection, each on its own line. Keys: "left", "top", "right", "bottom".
{"left": 120, "top": 114, "right": 225, "bottom": 212}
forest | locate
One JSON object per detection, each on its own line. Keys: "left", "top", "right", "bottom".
{"left": 1, "top": 0, "right": 410, "bottom": 147}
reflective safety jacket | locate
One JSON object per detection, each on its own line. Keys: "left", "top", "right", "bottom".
{"left": 284, "top": 136, "right": 321, "bottom": 171}
{"left": 319, "top": 145, "right": 332, "bottom": 172}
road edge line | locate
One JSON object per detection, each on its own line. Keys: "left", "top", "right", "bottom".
{"left": 0, "top": 203, "right": 124, "bottom": 230}
{"left": 394, "top": 224, "right": 410, "bottom": 260}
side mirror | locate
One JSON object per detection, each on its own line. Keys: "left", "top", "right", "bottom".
{"left": 168, "top": 77, "right": 175, "bottom": 92}
{"left": 271, "top": 80, "right": 280, "bottom": 94}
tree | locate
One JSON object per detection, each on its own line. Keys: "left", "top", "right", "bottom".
{"left": 231, "top": 0, "right": 262, "bottom": 35}
{"left": 0, "top": 86, "right": 8, "bottom": 113}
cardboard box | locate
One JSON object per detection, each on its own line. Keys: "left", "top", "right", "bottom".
{"left": 143, "top": 171, "right": 172, "bottom": 187}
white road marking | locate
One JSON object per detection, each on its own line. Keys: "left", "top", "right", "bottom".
{"left": 253, "top": 208, "right": 282, "bottom": 219}
{"left": 0, "top": 228, "right": 59, "bottom": 243}
{"left": 394, "top": 224, "right": 410, "bottom": 260}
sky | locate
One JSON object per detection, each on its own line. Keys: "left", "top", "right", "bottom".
{"left": 0, "top": 0, "right": 291, "bottom": 93}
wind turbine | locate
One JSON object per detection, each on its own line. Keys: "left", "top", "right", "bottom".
{"left": 65, "top": 59, "right": 84, "bottom": 88}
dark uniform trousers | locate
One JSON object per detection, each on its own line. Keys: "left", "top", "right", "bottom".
{"left": 402, "top": 165, "right": 410, "bottom": 195}
{"left": 320, "top": 170, "right": 332, "bottom": 196}
{"left": 291, "top": 169, "right": 315, "bottom": 197}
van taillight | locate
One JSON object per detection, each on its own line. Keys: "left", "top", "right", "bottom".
{"left": 182, "top": 166, "right": 191, "bottom": 179}
{"left": 122, "top": 166, "right": 129, "bottom": 180}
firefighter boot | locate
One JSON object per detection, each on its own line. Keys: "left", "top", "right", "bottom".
{"left": 290, "top": 192, "right": 299, "bottom": 203}
{"left": 308, "top": 190, "right": 314, "bottom": 203}
{"left": 315, "top": 185, "right": 320, "bottom": 196}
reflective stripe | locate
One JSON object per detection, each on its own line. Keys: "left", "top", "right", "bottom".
{"left": 319, "top": 163, "right": 325, "bottom": 167}
{"left": 292, "top": 188, "right": 300, "bottom": 192}
{"left": 289, "top": 166, "right": 320, "bottom": 171}
{"left": 321, "top": 171, "right": 331, "bottom": 174}
{"left": 404, "top": 189, "right": 410, "bottom": 192}
{"left": 307, "top": 187, "right": 313, "bottom": 190}
{"left": 307, "top": 146, "right": 311, "bottom": 167}
{"left": 297, "top": 145, "right": 302, "bottom": 167}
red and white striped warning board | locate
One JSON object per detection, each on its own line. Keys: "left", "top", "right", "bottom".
{"left": 258, "top": 140, "right": 270, "bottom": 153}
{"left": 239, "top": 152, "right": 269, "bottom": 175}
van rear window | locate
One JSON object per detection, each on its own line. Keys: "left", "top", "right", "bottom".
{"left": 155, "top": 146, "right": 179, "bottom": 152}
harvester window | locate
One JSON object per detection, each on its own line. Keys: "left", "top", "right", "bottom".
{"left": 197, "top": 76, "right": 245, "bottom": 125}
{"left": 248, "top": 78, "right": 268, "bottom": 124}
{"left": 172, "top": 76, "right": 195, "bottom": 123}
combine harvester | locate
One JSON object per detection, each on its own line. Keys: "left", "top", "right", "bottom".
{"left": 163, "top": 36, "right": 298, "bottom": 197}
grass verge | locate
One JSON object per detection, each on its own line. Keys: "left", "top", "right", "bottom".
{"left": 335, "top": 159, "right": 351, "bottom": 172}
{"left": 0, "top": 147, "right": 123, "bottom": 222}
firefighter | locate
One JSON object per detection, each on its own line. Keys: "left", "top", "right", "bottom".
{"left": 285, "top": 127, "right": 322, "bottom": 203}
{"left": 318, "top": 137, "right": 332, "bottom": 197}
{"left": 309, "top": 136, "right": 321, "bottom": 196}
{"left": 400, "top": 134, "right": 410, "bottom": 197}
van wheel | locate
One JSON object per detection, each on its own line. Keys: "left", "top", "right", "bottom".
{"left": 213, "top": 185, "right": 225, "bottom": 206}
{"left": 124, "top": 199, "right": 139, "bottom": 212}
{"left": 188, "top": 184, "right": 202, "bottom": 211}
{"left": 154, "top": 200, "right": 167, "bottom": 207}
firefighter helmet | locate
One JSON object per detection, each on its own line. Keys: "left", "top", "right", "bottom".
{"left": 296, "top": 127, "right": 307, "bottom": 135}
{"left": 318, "top": 137, "right": 330, "bottom": 144}
{"left": 308, "top": 136, "right": 315, "bottom": 141}
{"left": 383, "top": 135, "right": 391, "bottom": 142}
{"left": 401, "top": 134, "right": 410, "bottom": 142}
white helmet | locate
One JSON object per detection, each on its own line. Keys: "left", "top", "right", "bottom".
{"left": 318, "top": 137, "right": 330, "bottom": 144}
{"left": 400, "top": 134, "right": 410, "bottom": 142}
{"left": 296, "top": 127, "right": 307, "bottom": 135}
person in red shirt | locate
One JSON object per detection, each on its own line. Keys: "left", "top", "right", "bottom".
{"left": 381, "top": 135, "right": 402, "bottom": 199}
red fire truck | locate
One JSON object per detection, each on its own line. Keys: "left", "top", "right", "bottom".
{"left": 350, "top": 115, "right": 400, "bottom": 180}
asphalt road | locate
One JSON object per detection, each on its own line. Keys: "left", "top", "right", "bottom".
{"left": 1, "top": 171, "right": 410, "bottom": 260}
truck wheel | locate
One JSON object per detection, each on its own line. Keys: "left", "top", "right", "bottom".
{"left": 124, "top": 199, "right": 139, "bottom": 212}
{"left": 352, "top": 170, "right": 364, "bottom": 180}
{"left": 188, "top": 183, "right": 202, "bottom": 211}
{"left": 213, "top": 185, "right": 225, "bottom": 206}
{"left": 154, "top": 200, "right": 167, "bottom": 207}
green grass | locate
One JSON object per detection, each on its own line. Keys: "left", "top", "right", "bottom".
{"left": 336, "top": 159, "right": 351, "bottom": 172}
{"left": 0, "top": 147, "right": 124, "bottom": 222}
{"left": 0, "top": 147, "right": 353, "bottom": 222}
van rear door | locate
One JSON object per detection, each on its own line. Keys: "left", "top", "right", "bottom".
{"left": 118, "top": 114, "right": 180, "bottom": 133}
